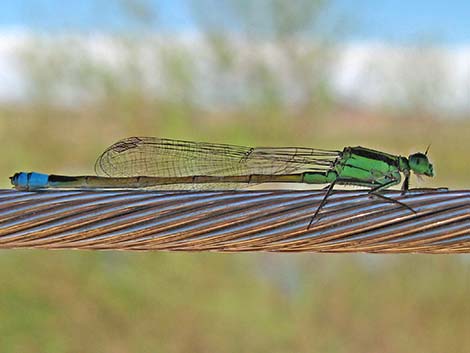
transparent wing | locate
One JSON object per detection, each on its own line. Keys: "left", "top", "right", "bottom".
{"left": 95, "top": 137, "right": 340, "bottom": 179}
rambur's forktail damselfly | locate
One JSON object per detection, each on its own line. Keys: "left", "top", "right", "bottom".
{"left": 10, "top": 137, "right": 434, "bottom": 226}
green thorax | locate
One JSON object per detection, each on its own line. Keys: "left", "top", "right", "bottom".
{"left": 334, "top": 146, "right": 408, "bottom": 186}
{"left": 338, "top": 146, "right": 407, "bottom": 174}
{"left": 302, "top": 146, "right": 410, "bottom": 186}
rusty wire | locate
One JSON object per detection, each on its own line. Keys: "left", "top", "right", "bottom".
{"left": 0, "top": 188, "right": 468, "bottom": 253}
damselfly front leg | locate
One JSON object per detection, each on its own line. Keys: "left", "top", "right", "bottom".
{"left": 401, "top": 170, "right": 410, "bottom": 194}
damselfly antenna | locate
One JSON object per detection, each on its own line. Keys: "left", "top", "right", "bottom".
{"left": 425, "top": 144, "right": 431, "bottom": 156}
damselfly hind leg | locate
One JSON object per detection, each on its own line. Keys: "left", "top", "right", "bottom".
{"left": 307, "top": 180, "right": 337, "bottom": 229}
{"left": 368, "top": 180, "right": 416, "bottom": 214}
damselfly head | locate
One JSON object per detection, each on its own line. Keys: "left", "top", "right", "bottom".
{"left": 408, "top": 152, "right": 434, "bottom": 177}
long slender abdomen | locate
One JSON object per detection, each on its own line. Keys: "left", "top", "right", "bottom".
{"left": 11, "top": 172, "right": 310, "bottom": 190}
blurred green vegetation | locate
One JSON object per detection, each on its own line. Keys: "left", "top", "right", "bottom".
{"left": 0, "top": 251, "right": 469, "bottom": 353}
{"left": 0, "top": 0, "right": 469, "bottom": 352}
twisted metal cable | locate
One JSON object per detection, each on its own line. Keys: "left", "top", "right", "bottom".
{"left": 0, "top": 188, "right": 468, "bottom": 253}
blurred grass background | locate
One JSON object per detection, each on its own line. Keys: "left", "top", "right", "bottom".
{"left": 0, "top": 0, "right": 469, "bottom": 352}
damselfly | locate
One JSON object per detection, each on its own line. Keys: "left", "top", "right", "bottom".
{"left": 10, "top": 137, "right": 434, "bottom": 226}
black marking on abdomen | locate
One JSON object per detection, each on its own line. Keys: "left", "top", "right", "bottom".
{"left": 48, "top": 174, "right": 80, "bottom": 182}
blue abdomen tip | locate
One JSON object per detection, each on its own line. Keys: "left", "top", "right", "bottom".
{"left": 11, "top": 172, "right": 50, "bottom": 189}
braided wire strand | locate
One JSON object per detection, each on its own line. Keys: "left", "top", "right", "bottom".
{"left": 0, "top": 189, "right": 468, "bottom": 253}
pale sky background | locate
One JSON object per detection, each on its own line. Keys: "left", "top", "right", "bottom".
{"left": 0, "top": 1, "right": 469, "bottom": 112}
{"left": 0, "top": 0, "right": 468, "bottom": 43}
